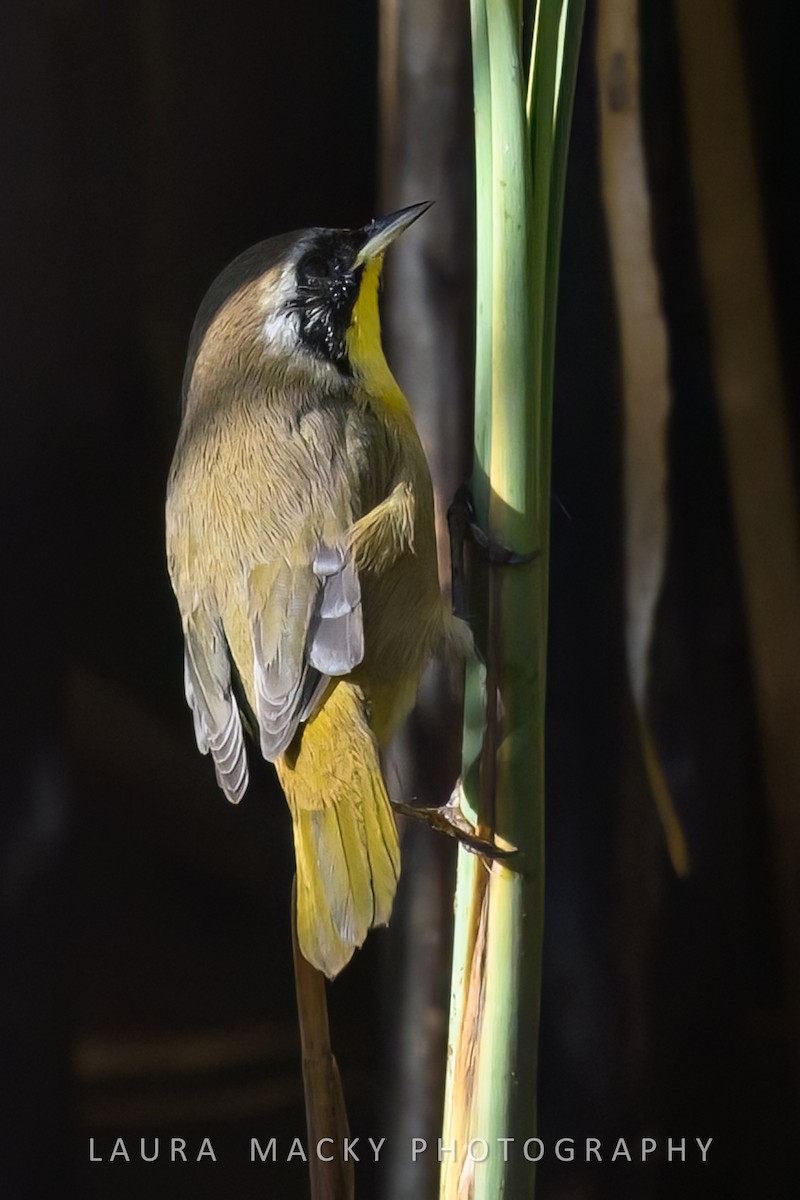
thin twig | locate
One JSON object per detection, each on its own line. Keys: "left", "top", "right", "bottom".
{"left": 291, "top": 878, "right": 354, "bottom": 1200}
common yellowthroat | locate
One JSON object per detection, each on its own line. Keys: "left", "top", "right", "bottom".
{"left": 166, "top": 204, "right": 471, "bottom": 978}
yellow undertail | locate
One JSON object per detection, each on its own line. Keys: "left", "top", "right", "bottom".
{"left": 276, "top": 681, "right": 400, "bottom": 979}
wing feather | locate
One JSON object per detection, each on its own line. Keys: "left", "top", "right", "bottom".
{"left": 308, "top": 547, "right": 364, "bottom": 675}
{"left": 250, "top": 545, "right": 363, "bottom": 760}
{"left": 183, "top": 612, "right": 249, "bottom": 804}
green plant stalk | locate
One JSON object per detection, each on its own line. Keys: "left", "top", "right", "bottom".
{"left": 529, "top": 0, "right": 585, "bottom": 501}
{"left": 441, "top": 2, "right": 584, "bottom": 1197}
{"left": 440, "top": 0, "right": 491, "bottom": 1146}
{"left": 472, "top": 3, "right": 538, "bottom": 1195}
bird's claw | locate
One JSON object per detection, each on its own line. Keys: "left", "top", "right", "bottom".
{"left": 448, "top": 483, "right": 538, "bottom": 576}
{"left": 391, "top": 782, "right": 518, "bottom": 862}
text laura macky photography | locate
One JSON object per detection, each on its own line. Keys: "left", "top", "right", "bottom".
{"left": 88, "top": 1134, "right": 713, "bottom": 1165}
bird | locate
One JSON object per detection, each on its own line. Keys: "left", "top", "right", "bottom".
{"left": 165, "top": 203, "right": 472, "bottom": 978}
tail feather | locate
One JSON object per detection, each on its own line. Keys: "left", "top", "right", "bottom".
{"left": 361, "top": 776, "right": 400, "bottom": 927}
{"left": 276, "top": 682, "right": 400, "bottom": 979}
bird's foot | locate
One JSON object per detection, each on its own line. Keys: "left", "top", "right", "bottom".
{"left": 448, "top": 484, "right": 539, "bottom": 616}
{"left": 391, "top": 780, "right": 518, "bottom": 863}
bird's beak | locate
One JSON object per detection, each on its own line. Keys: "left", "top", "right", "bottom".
{"left": 354, "top": 201, "right": 433, "bottom": 267}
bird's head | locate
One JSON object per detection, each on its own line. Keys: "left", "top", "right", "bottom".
{"left": 183, "top": 202, "right": 432, "bottom": 405}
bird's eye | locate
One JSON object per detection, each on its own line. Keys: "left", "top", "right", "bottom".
{"left": 300, "top": 255, "right": 332, "bottom": 285}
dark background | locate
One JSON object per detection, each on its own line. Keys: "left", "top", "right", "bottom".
{"left": 1, "top": 1, "right": 797, "bottom": 1198}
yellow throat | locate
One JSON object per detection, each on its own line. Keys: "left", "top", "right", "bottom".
{"left": 345, "top": 255, "right": 410, "bottom": 415}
